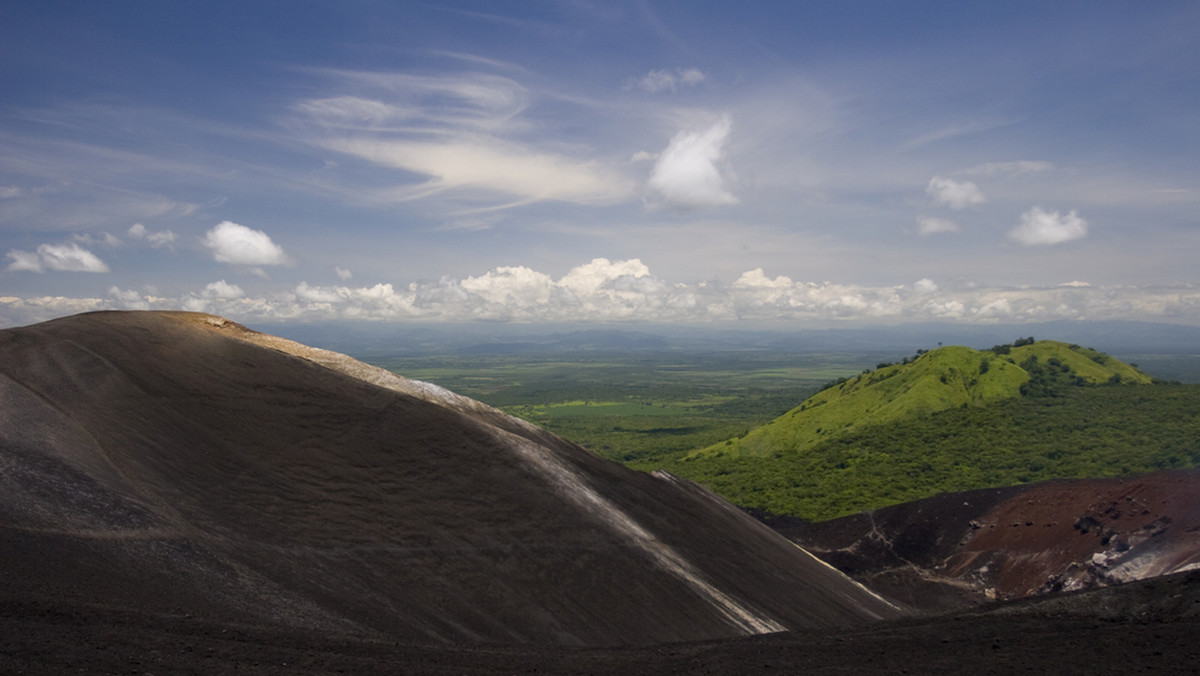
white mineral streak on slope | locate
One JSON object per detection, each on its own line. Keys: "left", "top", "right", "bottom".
{"left": 651, "top": 470, "right": 903, "bottom": 618}
{"left": 493, "top": 427, "right": 786, "bottom": 636}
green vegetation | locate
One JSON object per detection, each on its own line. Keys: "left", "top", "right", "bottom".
{"left": 635, "top": 340, "right": 1194, "bottom": 521}
{"left": 688, "top": 340, "right": 1151, "bottom": 461}
{"left": 374, "top": 339, "right": 1199, "bottom": 524}
{"left": 368, "top": 352, "right": 880, "bottom": 461}
{"left": 638, "top": 382, "right": 1200, "bottom": 521}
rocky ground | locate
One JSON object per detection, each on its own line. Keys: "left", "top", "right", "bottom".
{"left": 4, "top": 570, "right": 1200, "bottom": 674}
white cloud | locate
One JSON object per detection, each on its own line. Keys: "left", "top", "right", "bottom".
{"left": 915, "top": 216, "right": 961, "bottom": 236}
{"left": 0, "top": 186, "right": 23, "bottom": 199}
{"left": 927, "top": 176, "right": 986, "bottom": 209}
{"left": 335, "top": 266, "right": 353, "bottom": 281}
{"left": 202, "top": 280, "right": 245, "bottom": 299}
{"left": 295, "top": 70, "right": 632, "bottom": 208}
{"left": 73, "top": 232, "right": 122, "bottom": 248}
{"left": 128, "top": 223, "right": 177, "bottom": 249}
{"left": 630, "top": 68, "right": 707, "bottom": 93}
{"left": 6, "top": 243, "right": 110, "bottom": 273}
{"left": 202, "top": 221, "right": 290, "bottom": 266}
{"left": 913, "top": 278, "right": 939, "bottom": 294}
{"left": 648, "top": 116, "right": 739, "bottom": 209}
{"left": 460, "top": 266, "right": 554, "bottom": 306}
{"left": 5, "top": 250, "right": 44, "bottom": 273}
{"left": 3, "top": 259, "right": 1200, "bottom": 327}
{"left": 559, "top": 258, "right": 651, "bottom": 296}
{"left": 1009, "top": 207, "right": 1089, "bottom": 246}
{"left": 321, "top": 137, "right": 631, "bottom": 205}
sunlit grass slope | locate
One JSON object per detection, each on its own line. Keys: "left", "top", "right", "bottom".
{"left": 691, "top": 340, "right": 1150, "bottom": 460}
{"left": 632, "top": 340, "right": 1193, "bottom": 521}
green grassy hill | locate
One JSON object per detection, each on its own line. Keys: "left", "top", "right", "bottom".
{"left": 634, "top": 340, "right": 1194, "bottom": 521}
{"left": 690, "top": 340, "right": 1150, "bottom": 460}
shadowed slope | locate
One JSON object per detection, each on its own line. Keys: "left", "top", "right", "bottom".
{"left": 0, "top": 311, "right": 899, "bottom": 646}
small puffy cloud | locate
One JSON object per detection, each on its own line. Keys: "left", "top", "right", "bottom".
{"left": 202, "top": 280, "right": 245, "bottom": 299}
{"left": 6, "top": 243, "right": 110, "bottom": 273}
{"left": 630, "top": 68, "right": 707, "bottom": 93}
{"left": 649, "top": 116, "right": 739, "bottom": 209}
{"left": 927, "top": 176, "right": 986, "bottom": 209}
{"left": 202, "top": 221, "right": 289, "bottom": 266}
{"left": 915, "top": 216, "right": 961, "bottom": 236}
{"left": 1009, "top": 207, "right": 1088, "bottom": 246}
{"left": 128, "top": 223, "right": 178, "bottom": 249}
{"left": 335, "top": 266, "right": 353, "bottom": 281}
{"left": 913, "top": 278, "right": 939, "bottom": 294}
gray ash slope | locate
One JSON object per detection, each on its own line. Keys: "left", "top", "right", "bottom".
{"left": 0, "top": 311, "right": 899, "bottom": 647}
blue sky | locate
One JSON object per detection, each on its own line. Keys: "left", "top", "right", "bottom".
{"left": 2, "top": 1, "right": 1198, "bottom": 327}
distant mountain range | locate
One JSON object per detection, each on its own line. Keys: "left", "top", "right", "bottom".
{"left": 256, "top": 319, "right": 1200, "bottom": 358}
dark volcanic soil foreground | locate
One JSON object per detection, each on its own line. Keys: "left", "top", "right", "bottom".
{"left": 0, "top": 311, "right": 895, "bottom": 650}
{"left": 4, "top": 571, "right": 1200, "bottom": 674}
{"left": 4, "top": 310, "right": 1200, "bottom": 674}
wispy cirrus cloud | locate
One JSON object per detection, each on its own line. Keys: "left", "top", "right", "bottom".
{"left": 915, "top": 216, "right": 961, "bottom": 236}
{"left": 628, "top": 68, "right": 707, "bottom": 93}
{"left": 295, "top": 69, "right": 633, "bottom": 208}
{"left": 5, "top": 242, "right": 110, "bottom": 273}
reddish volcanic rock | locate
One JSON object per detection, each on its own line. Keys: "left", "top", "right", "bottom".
{"left": 773, "top": 470, "right": 1200, "bottom": 610}
{"left": 949, "top": 472, "right": 1200, "bottom": 598}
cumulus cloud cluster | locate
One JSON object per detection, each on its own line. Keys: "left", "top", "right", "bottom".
{"left": 5, "top": 258, "right": 1197, "bottom": 329}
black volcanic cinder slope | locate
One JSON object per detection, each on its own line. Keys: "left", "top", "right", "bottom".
{"left": 0, "top": 311, "right": 900, "bottom": 646}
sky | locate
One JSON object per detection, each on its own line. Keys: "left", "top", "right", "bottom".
{"left": 2, "top": 1, "right": 1198, "bottom": 328}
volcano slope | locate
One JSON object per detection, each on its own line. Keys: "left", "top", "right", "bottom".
{"left": 766, "top": 470, "right": 1200, "bottom": 611}
{"left": 0, "top": 310, "right": 900, "bottom": 650}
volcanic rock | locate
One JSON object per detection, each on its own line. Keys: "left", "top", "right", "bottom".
{"left": 0, "top": 311, "right": 900, "bottom": 648}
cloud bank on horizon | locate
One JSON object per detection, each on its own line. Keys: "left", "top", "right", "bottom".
{"left": 2, "top": 2, "right": 1198, "bottom": 328}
